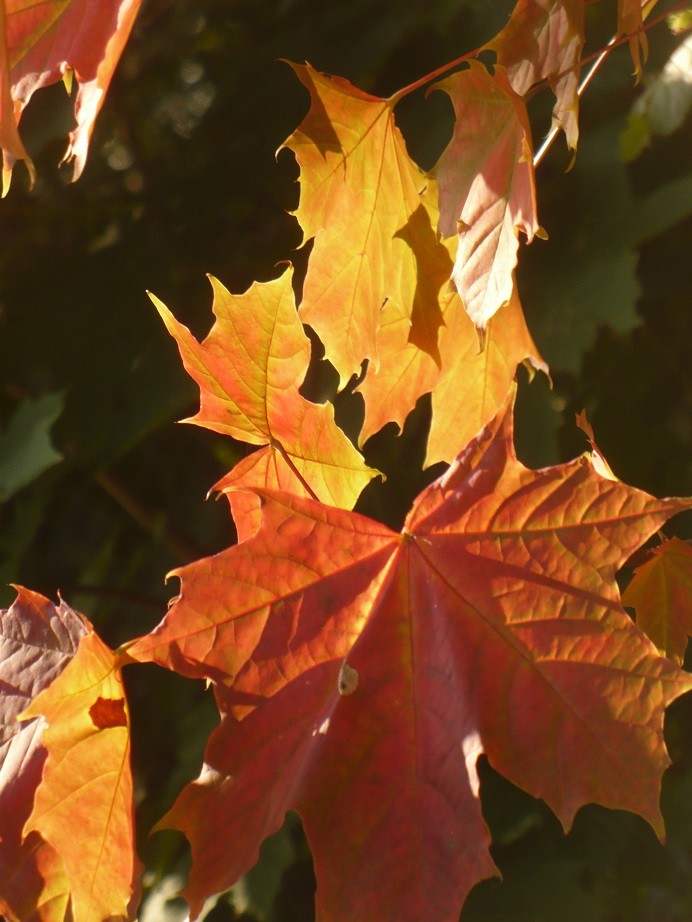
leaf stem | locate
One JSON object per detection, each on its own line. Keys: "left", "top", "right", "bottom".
{"left": 273, "top": 441, "right": 321, "bottom": 502}
{"left": 389, "top": 47, "right": 482, "bottom": 103}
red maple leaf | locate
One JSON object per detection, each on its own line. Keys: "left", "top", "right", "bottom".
{"left": 126, "top": 392, "right": 692, "bottom": 920}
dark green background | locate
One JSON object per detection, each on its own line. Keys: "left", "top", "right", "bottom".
{"left": 0, "top": 1, "right": 690, "bottom": 919}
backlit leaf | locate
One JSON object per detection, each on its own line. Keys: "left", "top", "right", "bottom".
{"left": 21, "top": 631, "right": 141, "bottom": 922}
{"left": 488, "top": 0, "right": 585, "bottom": 152}
{"left": 623, "top": 538, "right": 692, "bottom": 665}
{"left": 150, "top": 265, "right": 379, "bottom": 540}
{"left": 426, "top": 283, "right": 548, "bottom": 466}
{"left": 0, "top": 587, "right": 87, "bottom": 922}
{"left": 433, "top": 61, "right": 540, "bottom": 330}
{"left": 618, "top": 0, "right": 649, "bottom": 80}
{"left": 575, "top": 409, "right": 618, "bottom": 480}
{"left": 281, "top": 63, "right": 444, "bottom": 387}
{"left": 355, "top": 177, "right": 452, "bottom": 444}
{"left": 126, "top": 392, "right": 691, "bottom": 921}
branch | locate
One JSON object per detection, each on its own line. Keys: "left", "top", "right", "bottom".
{"left": 95, "top": 470, "right": 205, "bottom": 563}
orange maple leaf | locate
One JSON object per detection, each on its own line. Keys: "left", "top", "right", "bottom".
{"left": 281, "top": 63, "right": 444, "bottom": 388}
{"left": 20, "top": 631, "right": 141, "bottom": 922}
{"left": 150, "top": 265, "right": 379, "bottom": 540}
{"left": 0, "top": 588, "right": 87, "bottom": 922}
{"left": 426, "top": 282, "right": 547, "bottom": 465}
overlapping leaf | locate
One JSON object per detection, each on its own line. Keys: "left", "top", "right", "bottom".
{"left": 426, "top": 282, "right": 547, "bottom": 465}
{"left": 433, "top": 61, "right": 541, "bottom": 330}
{"left": 21, "top": 629, "right": 141, "bottom": 922}
{"left": 356, "top": 180, "right": 547, "bottom": 450}
{"left": 281, "top": 63, "right": 445, "bottom": 387}
{"left": 0, "top": 0, "right": 143, "bottom": 193}
{"left": 358, "top": 277, "right": 547, "bottom": 454}
{"left": 488, "top": 0, "right": 585, "bottom": 153}
{"left": 0, "top": 587, "right": 87, "bottom": 922}
{"left": 623, "top": 538, "right": 692, "bottom": 665}
{"left": 355, "top": 177, "right": 451, "bottom": 443}
{"left": 126, "top": 393, "right": 692, "bottom": 921}
{"left": 150, "top": 265, "right": 378, "bottom": 540}
{"left": 619, "top": 0, "right": 649, "bottom": 80}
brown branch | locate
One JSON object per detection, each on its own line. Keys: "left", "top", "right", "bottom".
{"left": 95, "top": 470, "right": 204, "bottom": 563}
{"left": 389, "top": 44, "right": 483, "bottom": 102}
{"left": 391, "top": 0, "right": 686, "bottom": 113}
{"left": 533, "top": 0, "right": 687, "bottom": 166}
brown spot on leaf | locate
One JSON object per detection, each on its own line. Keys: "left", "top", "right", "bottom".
{"left": 89, "top": 696, "right": 127, "bottom": 729}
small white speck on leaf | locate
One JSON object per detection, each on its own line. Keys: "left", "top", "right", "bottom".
{"left": 315, "top": 717, "right": 330, "bottom": 736}
{"left": 338, "top": 661, "right": 358, "bottom": 696}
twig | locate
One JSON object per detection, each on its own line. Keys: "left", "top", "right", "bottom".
{"left": 533, "top": 0, "right": 688, "bottom": 166}
{"left": 533, "top": 36, "right": 616, "bottom": 168}
{"left": 95, "top": 470, "right": 203, "bottom": 563}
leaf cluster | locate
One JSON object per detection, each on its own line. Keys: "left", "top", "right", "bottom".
{"left": 0, "top": 2, "right": 691, "bottom": 921}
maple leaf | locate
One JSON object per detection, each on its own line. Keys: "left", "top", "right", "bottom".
{"left": 126, "top": 391, "right": 692, "bottom": 921}
{"left": 355, "top": 177, "right": 452, "bottom": 444}
{"left": 281, "top": 63, "right": 444, "bottom": 388}
{"left": 0, "top": 0, "right": 143, "bottom": 194}
{"left": 433, "top": 61, "right": 541, "bottom": 330}
{"left": 487, "top": 0, "right": 585, "bottom": 153}
{"left": 355, "top": 290, "right": 440, "bottom": 445}
{"left": 623, "top": 538, "right": 692, "bottom": 666}
{"left": 150, "top": 264, "right": 378, "bottom": 541}
{"left": 618, "top": 0, "right": 649, "bottom": 80}
{"left": 0, "top": 587, "right": 87, "bottom": 922}
{"left": 426, "top": 282, "right": 547, "bottom": 466}
{"left": 20, "top": 629, "right": 141, "bottom": 922}
{"left": 358, "top": 279, "right": 547, "bottom": 455}
{"left": 356, "top": 178, "right": 547, "bottom": 451}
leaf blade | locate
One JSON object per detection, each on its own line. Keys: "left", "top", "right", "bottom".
{"left": 21, "top": 631, "right": 141, "bottom": 922}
